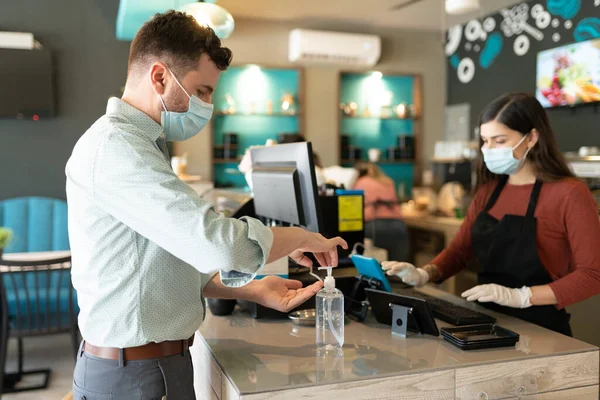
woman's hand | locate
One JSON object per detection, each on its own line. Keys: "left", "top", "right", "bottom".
{"left": 381, "top": 261, "right": 429, "bottom": 287}
{"left": 462, "top": 284, "right": 532, "bottom": 308}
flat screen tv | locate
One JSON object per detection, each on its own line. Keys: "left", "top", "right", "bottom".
{"left": 0, "top": 48, "right": 55, "bottom": 119}
{"left": 536, "top": 38, "right": 600, "bottom": 108}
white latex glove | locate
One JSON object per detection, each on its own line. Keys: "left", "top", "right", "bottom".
{"left": 461, "top": 284, "right": 532, "bottom": 309}
{"left": 381, "top": 261, "right": 429, "bottom": 287}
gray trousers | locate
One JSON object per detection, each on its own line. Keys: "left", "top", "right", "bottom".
{"left": 72, "top": 341, "right": 196, "bottom": 400}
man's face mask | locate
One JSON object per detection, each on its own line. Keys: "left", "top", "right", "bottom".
{"left": 158, "top": 67, "right": 214, "bottom": 142}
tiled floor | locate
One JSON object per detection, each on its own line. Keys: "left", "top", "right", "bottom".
{"left": 3, "top": 334, "right": 74, "bottom": 400}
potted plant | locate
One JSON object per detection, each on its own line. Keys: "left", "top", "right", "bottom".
{"left": 0, "top": 227, "right": 12, "bottom": 259}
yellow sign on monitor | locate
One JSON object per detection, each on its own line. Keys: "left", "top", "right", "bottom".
{"left": 338, "top": 195, "right": 363, "bottom": 232}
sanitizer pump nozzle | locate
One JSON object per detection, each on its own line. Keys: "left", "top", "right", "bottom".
{"left": 318, "top": 267, "right": 335, "bottom": 290}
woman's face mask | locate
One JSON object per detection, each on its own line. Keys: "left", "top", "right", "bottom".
{"left": 481, "top": 134, "right": 530, "bottom": 175}
{"left": 158, "top": 68, "right": 214, "bottom": 142}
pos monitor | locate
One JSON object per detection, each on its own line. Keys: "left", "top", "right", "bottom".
{"left": 250, "top": 142, "right": 323, "bottom": 234}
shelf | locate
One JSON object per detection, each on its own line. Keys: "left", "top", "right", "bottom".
{"left": 215, "top": 112, "right": 300, "bottom": 117}
{"left": 341, "top": 159, "right": 415, "bottom": 164}
{"left": 338, "top": 72, "right": 421, "bottom": 195}
{"left": 430, "top": 157, "right": 473, "bottom": 164}
{"left": 378, "top": 159, "right": 415, "bottom": 164}
{"left": 211, "top": 65, "right": 302, "bottom": 189}
{"left": 341, "top": 115, "right": 419, "bottom": 121}
{"left": 213, "top": 158, "right": 242, "bottom": 164}
{"left": 564, "top": 154, "right": 600, "bottom": 162}
{"left": 177, "top": 174, "right": 202, "bottom": 183}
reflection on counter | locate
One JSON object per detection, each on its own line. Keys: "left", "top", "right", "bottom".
{"left": 316, "top": 347, "right": 344, "bottom": 383}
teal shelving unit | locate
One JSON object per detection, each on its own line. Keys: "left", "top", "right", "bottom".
{"left": 339, "top": 72, "right": 422, "bottom": 196}
{"left": 211, "top": 66, "right": 303, "bottom": 188}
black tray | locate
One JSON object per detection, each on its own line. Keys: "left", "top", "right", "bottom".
{"left": 441, "top": 324, "right": 519, "bottom": 343}
{"left": 442, "top": 337, "right": 518, "bottom": 350}
{"left": 442, "top": 333, "right": 518, "bottom": 346}
{"left": 441, "top": 324, "right": 519, "bottom": 350}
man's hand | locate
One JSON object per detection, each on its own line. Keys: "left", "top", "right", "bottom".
{"left": 267, "top": 227, "right": 348, "bottom": 268}
{"left": 247, "top": 276, "right": 323, "bottom": 313}
{"left": 290, "top": 232, "right": 348, "bottom": 268}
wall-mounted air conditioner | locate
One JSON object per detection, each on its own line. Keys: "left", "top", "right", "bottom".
{"left": 288, "top": 29, "right": 381, "bottom": 67}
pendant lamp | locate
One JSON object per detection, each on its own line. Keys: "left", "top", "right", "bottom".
{"left": 445, "top": 0, "right": 480, "bottom": 15}
{"left": 180, "top": 1, "right": 235, "bottom": 39}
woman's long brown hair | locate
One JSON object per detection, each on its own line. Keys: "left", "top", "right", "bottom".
{"left": 354, "top": 161, "right": 394, "bottom": 186}
{"left": 476, "top": 93, "right": 575, "bottom": 189}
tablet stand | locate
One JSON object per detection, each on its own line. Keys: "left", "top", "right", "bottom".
{"left": 390, "top": 303, "right": 423, "bottom": 338}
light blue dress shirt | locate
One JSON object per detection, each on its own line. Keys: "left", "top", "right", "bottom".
{"left": 66, "top": 98, "right": 273, "bottom": 347}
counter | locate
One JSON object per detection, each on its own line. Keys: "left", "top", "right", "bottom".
{"left": 191, "top": 285, "right": 599, "bottom": 400}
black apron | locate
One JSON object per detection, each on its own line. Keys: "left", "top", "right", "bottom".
{"left": 471, "top": 176, "right": 572, "bottom": 336}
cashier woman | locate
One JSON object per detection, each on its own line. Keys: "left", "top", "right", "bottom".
{"left": 383, "top": 93, "right": 600, "bottom": 336}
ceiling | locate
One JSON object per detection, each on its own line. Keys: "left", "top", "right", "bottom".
{"left": 219, "top": 0, "right": 522, "bottom": 31}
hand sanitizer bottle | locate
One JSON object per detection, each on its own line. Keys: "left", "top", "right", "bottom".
{"left": 316, "top": 267, "right": 344, "bottom": 349}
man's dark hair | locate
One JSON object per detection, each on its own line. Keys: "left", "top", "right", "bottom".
{"left": 128, "top": 10, "right": 232, "bottom": 77}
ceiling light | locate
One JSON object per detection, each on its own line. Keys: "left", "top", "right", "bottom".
{"left": 445, "top": 0, "right": 480, "bottom": 15}
{"left": 179, "top": 1, "right": 235, "bottom": 39}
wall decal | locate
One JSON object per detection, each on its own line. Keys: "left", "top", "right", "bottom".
{"left": 532, "top": 4, "right": 552, "bottom": 29}
{"left": 574, "top": 17, "right": 600, "bottom": 41}
{"left": 465, "top": 19, "right": 485, "bottom": 42}
{"left": 445, "top": 0, "right": 595, "bottom": 84}
{"left": 480, "top": 32, "right": 503, "bottom": 68}
{"left": 484, "top": 17, "right": 496, "bottom": 32}
{"left": 445, "top": 25, "right": 463, "bottom": 56}
{"left": 500, "top": 3, "right": 545, "bottom": 47}
{"left": 537, "top": 11, "right": 552, "bottom": 28}
{"left": 457, "top": 58, "right": 475, "bottom": 83}
{"left": 532, "top": 4, "right": 544, "bottom": 16}
{"left": 514, "top": 34, "right": 531, "bottom": 55}
{"left": 450, "top": 54, "right": 460, "bottom": 69}
{"left": 546, "top": 0, "right": 581, "bottom": 20}
{"left": 447, "top": 0, "right": 598, "bottom": 153}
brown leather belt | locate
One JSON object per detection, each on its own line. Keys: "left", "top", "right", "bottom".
{"left": 83, "top": 335, "right": 195, "bottom": 361}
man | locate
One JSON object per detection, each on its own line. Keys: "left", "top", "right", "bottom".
{"left": 66, "top": 10, "right": 346, "bottom": 399}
